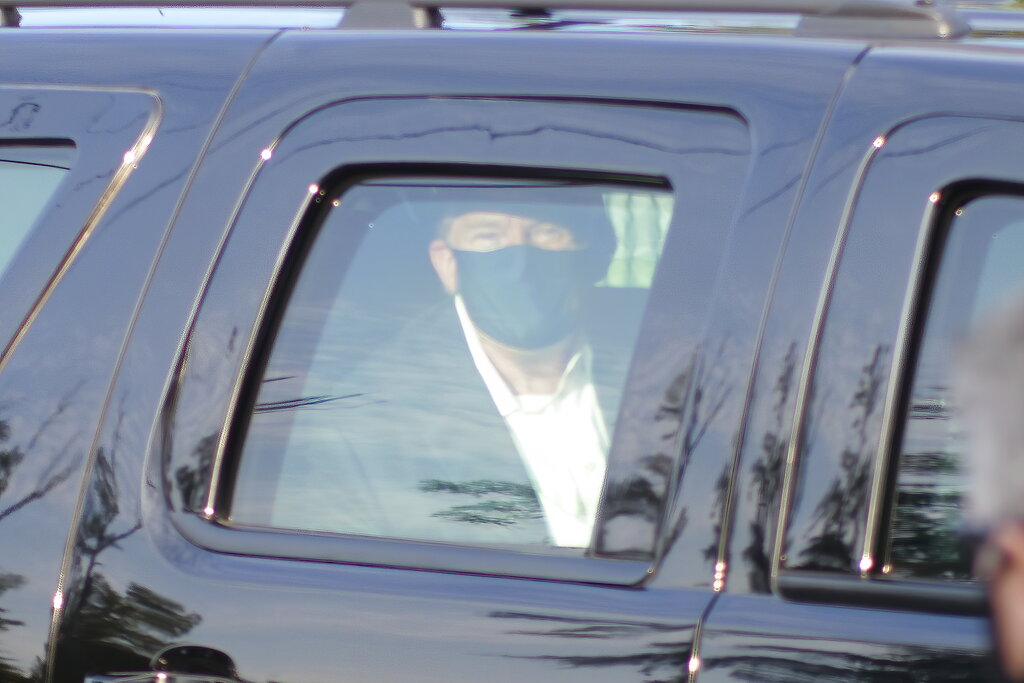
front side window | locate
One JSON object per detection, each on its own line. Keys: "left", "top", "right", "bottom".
{"left": 0, "top": 143, "right": 73, "bottom": 276}
{"left": 887, "top": 194, "right": 1024, "bottom": 581}
{"left": 229, "top": 177, "right": 673, "bottom": 550}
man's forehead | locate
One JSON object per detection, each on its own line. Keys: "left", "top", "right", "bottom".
{"left": 450, "top": 211, "right": 563, "bottom": 228}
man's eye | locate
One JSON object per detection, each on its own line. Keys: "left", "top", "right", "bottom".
{"left": 532, "top": 226, "right": 574, "bottom": 248}
{"left": 467, "top": 230, "right": 503, "bottom": 248}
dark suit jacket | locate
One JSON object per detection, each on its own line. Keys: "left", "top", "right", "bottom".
{"left": 258, "top": 289, "right": 642, "bottom": 546}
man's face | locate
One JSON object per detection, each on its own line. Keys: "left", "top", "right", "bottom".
{"left": 428, "top": 210, "right": 590, "bottom": 350}
{"left": 446, "top": 211, "right": 578, "bottom": 253}
{"left": 429, "top": 211, "right": 578, "bottom": 293}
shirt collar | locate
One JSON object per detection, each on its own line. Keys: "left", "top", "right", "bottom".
{"left": 454, "top": 295, "right": 591, "bottom": 417}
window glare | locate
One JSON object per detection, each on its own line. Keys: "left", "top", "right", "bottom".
{"left": 0, "top": 146, "right": 73, "bottom": 279}
{"left": 232, "top": 178, "right": 673, "bottom": 550}
{"left": 17, "top": 8, "right": 344, "bottom": 28}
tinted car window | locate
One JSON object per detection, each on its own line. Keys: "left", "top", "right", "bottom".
{"left": 887, "top": 194, "right": 1024, "bottom": 581}
{"left": 230, "top": 177, "right": 673, "bottom": 550}
{"left": 0, "top": 143, "right": 73, "bottom": 276}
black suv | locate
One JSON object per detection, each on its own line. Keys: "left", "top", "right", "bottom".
{"left": 0, "top": 3, "right": 1020, "bottom": 681}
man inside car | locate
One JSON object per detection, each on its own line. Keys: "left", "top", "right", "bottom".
{"left": 425, "top": 194, "right": 618, "bottom": 547}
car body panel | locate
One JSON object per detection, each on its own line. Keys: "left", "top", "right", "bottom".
{"left": 45, "top": 30, "right": 862, "bottom": 683}
{"left": 701, "top": 43, "right": 1024, "bottom": 682}
{"left": 0, "top": 18, "right": 1019, "bottom": 683}
{"left": 0, "top": 29, "right": 273, "bottom": 681}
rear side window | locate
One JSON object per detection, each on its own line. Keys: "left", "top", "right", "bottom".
{"left": 887, "top": 194, "right": 1024, "bottom": 581}
{"left": 229, "top": 177, "right": 672, "bottom": 550}
{"left": 0, "top": 143, "right": 74, "bottom": 275}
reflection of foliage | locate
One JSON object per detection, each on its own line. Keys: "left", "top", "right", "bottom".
{"left": 889, "top": 483, "right": 969, "bottom": 580}
{"left": 419, "top": 479, "right": 542, "bottom": 526}
{"left": 888, "top": 386, "right": 970, "bottom": 580}
{"left": 701, "top": 464, "right": 731, "bottom": 566}
{"left": 664, "top": 347, "right": 730, "bottom": 557}
{"left": 66, "top": 576, "right": 201, "bottom": 655}
{"left": 254, "top": 392, "right": 364, "bottom": 413}
{"left": 56, "top": 410, "right": 202, "bottom": 683}
{"left": 175, "top": 433, "right": 217, "bottom": 512}
{"left": 0, "top": 394, "right": 78, "bottom": 523}
{"left": 798, "top": 346, "right": 887, "bottom": 571}
{"left": 490, "top": 610, "right": 693, "bottom": 681}
{"left": 743, "top": 343, "right": 798, "bottom": 592}
{"left": 599, "top": 345, "right": 729, "bottom": 558}
{"left": 705, "top": 642, "right": 984, "bottom": 682}
{"left": 0, "top": 573, "right": 26, "bottom": 683}
{"left": 0, "top": 393, "right": 81, "bottom": 683}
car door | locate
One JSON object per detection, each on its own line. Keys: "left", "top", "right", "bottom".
{"left": 48, "top": 30, "right": 862, "bottom": 683}
{"left": 0, "top": 30, "right": 272, "bottom": 683}
{"left": 697, "top": 43, "right": 1024, "bottom": 681}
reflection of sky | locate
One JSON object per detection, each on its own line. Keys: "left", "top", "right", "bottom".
{"left": 17, "top": 8, "right": 344, "bottom": 27}
{"left": 0, "top": 161, "right": 68, "bottom": 277}
{"left": 971, "top": 218, "right": 1024, "bottom": 323}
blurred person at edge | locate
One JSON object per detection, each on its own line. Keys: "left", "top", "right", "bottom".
{"left": 957, "top": 295, "right": 1024, "bottom": 682}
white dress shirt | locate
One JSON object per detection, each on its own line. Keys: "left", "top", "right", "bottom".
{"left": 455, "top": 297, "right": 609, "bottom": 547}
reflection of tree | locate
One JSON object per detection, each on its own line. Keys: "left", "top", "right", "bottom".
{"left": 888, "top": 386, "right": 970, "bottom": 580}
{"left": 419, "top": 479, "right": 542, "bottom": 526}
{"left": 174, "top": 433, "right": 217, "bottom": 512}
{"left": 55, "top": 410, "right": 202, "bottom": 683}
{"left": 742, "top": 342, "right": 798, "bottom": 592}
{"left": 0, "top": 392, "right": 79, "bottom": 522}
{"left": 0, "top": 573, "right": 26, "bottom": 683}
{"left": 598, "top": 345, "right": 729, "bottom": 558}
{"left": 701, "top": 463, "right": 731, "bottom": 567}
{"left": 705, "top": 642, "right": 984, "bottom": 682}
{"left": 0, "top": 391, "right": 82, "bottom": 683}
{"left": 489, "top": 610, "right": 693, "bottom": 681}
{"left": 254, "top": 391, "right": 365, "bottom": 413}
{"left": 660, "top": 347, "right": 730, "bottom": 559}
{"left": 797, "top": 345, "right": 887, "bottom": 571}
{"left": 61, "top": 577, "right": 201, "bottom": 672}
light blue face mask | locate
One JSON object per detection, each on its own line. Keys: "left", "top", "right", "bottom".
{"left": 453, "top": 245, "right": 590, "bottom": 350}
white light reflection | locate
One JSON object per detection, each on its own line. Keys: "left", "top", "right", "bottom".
{"left": 52, "top": 591, "right": 63, "bottom": 610}
{"left": 688, "top": 657, "right": 701, "bottom": 673}
{"left": 859, "top": 555, "right": 873, "bottom": 573}
{"left": 308, "top": 184, "right": 320, "bottom": 195}
{"left": 123, "top": 150, "right": 137, "bottom": 166}
{"left": 712, "top": 561, "right": 726, "bottom": 592}
{"left": 929, "top": 191, "right": 942, "bottom": 204}
{"left": 203, "top": 505, "right": 215, "bottom": 517}
{"left": 260, "top": 148, "right": 273, "bottom": 161}
{"left": 872, "top": 136, "right": 886, "bottom": 149}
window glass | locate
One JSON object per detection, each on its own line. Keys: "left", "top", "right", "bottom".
{"left": 231, "top": 177, "right": 673, "bottom": 550}
{"left": 0, "top": 144, "right": 74, "bottom": 276}
{"left": 887, "top": 195, "right": 1024, "bottom": 581}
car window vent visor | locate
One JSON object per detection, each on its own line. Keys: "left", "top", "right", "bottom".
{"left": 1, "top": 0, "right": 969, "bottom": 37}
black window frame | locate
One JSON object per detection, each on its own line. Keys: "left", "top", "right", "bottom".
{"left": 222, "top": 167, "right": 674, "bottom": 552}
{"left": 158, "top": 95, "right": 753, "bottom": 586}
{"left": 776, "top": 116, "right": 1024, "bottom": 616}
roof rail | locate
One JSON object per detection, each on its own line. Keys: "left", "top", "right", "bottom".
{"left": 1, "top": 7, "right": 20, "bottom": 25}
{"left": 0, "top": 0, "right": 970, "bottom": 37}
